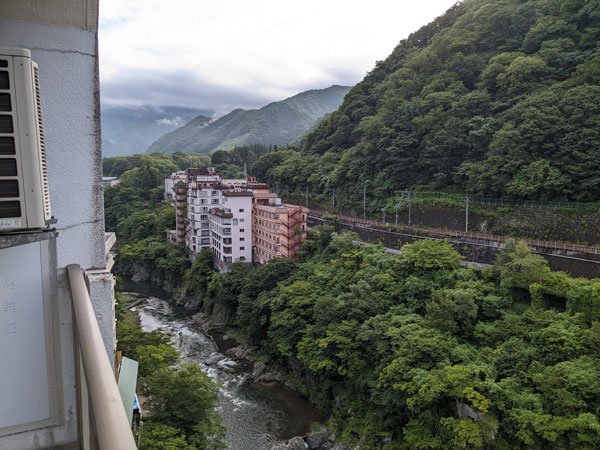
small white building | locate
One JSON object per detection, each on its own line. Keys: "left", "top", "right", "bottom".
{"left": 164, "top": 170, "right": 187, "bottom": 201}
{"left": 102, "top": 176, "right": 120, "bottom": 187}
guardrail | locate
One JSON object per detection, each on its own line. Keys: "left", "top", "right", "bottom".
{"left": 68, "top": 264, "right": 137, "bottom": 450}
{"left": 308, "top": 208, "right": 600, "bottom": 256}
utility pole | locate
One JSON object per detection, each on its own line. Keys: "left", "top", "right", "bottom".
{"left": 465, "top": 194, "right": 469, "bottom": 233}
{"left": 305, "top": 185, "right": 309, "bottom": 207}
{"left": 363, "top": 184, "right": 367, "bottom": 220}
{"left": 381, "top": 207, "right": 386, "bottom": 223}
{"left": 407, "top": 191, "right": 412, "bottom": 227}
{"left": 395, "top": 198, "right": 399, "bottom": 226}
{"left": 332, "top": 187, "right": 335, "bottom": 212}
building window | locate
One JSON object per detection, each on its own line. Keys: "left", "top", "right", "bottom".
{"left": 240, "top": 247, "right": 245, "bottom": 251}
{"left": 240, "top": 229, "right": 245, "bottom": 232}
{"left": 274, "top": 225, "right": 280, "bottom": 230}
{"left": 240, "top": 218, "right": 244, "bottom": 222}
{"left": 225, "top": 257, "right": 232, "bottom": 263}
{"left": 274, "top": 214, "right": 279, "bottom": 219}
{"left": 233, "top": 219, "right": 238, "bottom": 225}
{"left": 239, "top": 208, "right": 244, "bottom": 212}
{"left": 240, "top": 237, "right": 245, "bottom": 242}
{"left": 274, "top": 246, "right": 279, "bottom": 252}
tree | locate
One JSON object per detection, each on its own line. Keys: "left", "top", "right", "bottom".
{"left": 398, "top": 239, "right": 462, "bottom": 274}
{"left": 142, "top": 365, "right": 224, "bottom": 445}
{"left": 138, "top": 421, "right": 196, "bottom": 450}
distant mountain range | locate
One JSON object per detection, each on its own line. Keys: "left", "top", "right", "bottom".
{"left": 145, "top": 85, "right": 351, "bottom": 154}
{"left": 101, "top": 105, "right": 212, "bottom": 157}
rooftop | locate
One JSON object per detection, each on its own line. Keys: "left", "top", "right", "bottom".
{"left": 223, "top": 191, "right": 254, "bottom": 197}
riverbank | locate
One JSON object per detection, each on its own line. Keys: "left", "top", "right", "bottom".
{"left": 185, "top": 312, "right": 306, "bottom": 394}
{"left": 126, "top": 287, "right": 329, "bottom": 449}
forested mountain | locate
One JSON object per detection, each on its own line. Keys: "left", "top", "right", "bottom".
{"left": 258, "top": 0, "right": 600, "bottom": 202}
{"left": 145, "top": 85, "right": 351, "bottom": 154}
{"left": 101, "top": 105, "right": 212, "bottom": 157}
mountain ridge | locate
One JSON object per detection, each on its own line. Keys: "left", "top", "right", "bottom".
{"left": 259, "top": 0, "right": 600, "bottom": 203}
{"left": 101, "top": 105, "right": 212, "bottom": 157}
{"left": 145, "top": 85, "right": 351, "bottom": 154}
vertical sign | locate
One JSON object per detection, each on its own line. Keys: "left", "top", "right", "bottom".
{"left": 0, "top": 241, "right": 51, "bottom": 428}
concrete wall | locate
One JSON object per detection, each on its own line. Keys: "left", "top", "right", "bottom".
{"left": 0, "top": 20, "right": 105, "bottom": 271}
{"left": 227, "top": 196, "right": 253, "bottom": 263}
{"left": 0, "top": 1, "right": 115, "bottom": 448}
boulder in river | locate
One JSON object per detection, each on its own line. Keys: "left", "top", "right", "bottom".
{"left": 269, "top": 436, "right": 309, "bottom": 450}
{"left": 305, "top": 430, "right": 332, "bottom": 449}
{"left": 330, "top": 444, "right": 348, "bottom": 450}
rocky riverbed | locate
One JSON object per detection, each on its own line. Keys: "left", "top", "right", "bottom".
{"left": 127, "top": 288, "right": 331, "bottom": 450}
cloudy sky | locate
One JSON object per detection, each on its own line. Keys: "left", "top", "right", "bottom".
{"left": 99, "top": 0, "right": 459, "bottom": 114}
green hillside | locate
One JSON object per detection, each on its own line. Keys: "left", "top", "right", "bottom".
{"left": 259, "top": 0, "right": 600, "bottom": 203}
{"left": 145, "top": 85, "right": 351, "bottom": 154}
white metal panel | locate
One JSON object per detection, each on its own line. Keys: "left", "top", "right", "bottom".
{"left": 0, "top": 241, "right": 50, "bottom": 428}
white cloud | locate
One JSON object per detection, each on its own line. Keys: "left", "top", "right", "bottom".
{"left": 99, "top": 0, "right": 459, "bottom": 111}
{"left": 155, "top": 117, "right": 185, "bottom": 127}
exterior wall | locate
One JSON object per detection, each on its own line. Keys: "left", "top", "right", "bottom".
{"left": 209, "top": 195, "right": 253, "bottom": 271}
{"left": 223, "top": 195, "right": 253, "bottom": 264}
{"left": 0, "top": 2, "right": 114, "bottom": 448}
{"left": 186, "top": 182, "right": 221, "bottom": 258}
{"left": 253, "top": 203, "right": 307, "bottom": 264}
{"left": 164, "top": 171, "right": 186, "bottom": 201}
{"left": 175, "top": 182, "right": 187, "bottom": 244}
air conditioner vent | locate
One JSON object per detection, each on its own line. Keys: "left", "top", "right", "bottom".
{"left": 33, "top": 65, "right": 51, "bottom": 221}
{"left": 0, "top": 47, "right": 53, "bottom": 231}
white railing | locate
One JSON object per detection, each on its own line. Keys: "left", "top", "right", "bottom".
{"left": 68, "top": 264, "right": 137, "bottom": 450}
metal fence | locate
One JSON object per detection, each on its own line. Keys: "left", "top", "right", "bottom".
{"left": 282, "top": 188, "right": 600, "bottom": 213}
{"left": 307, "top": 208, "right": 600, "bottom": 257}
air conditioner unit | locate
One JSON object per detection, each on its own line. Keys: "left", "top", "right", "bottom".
{"left": 0, "top": 47, "right": 52, "bottom": 232}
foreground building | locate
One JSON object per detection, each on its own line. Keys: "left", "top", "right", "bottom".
{"left": 0, "top": 1, "right": 135, "bottom": 449}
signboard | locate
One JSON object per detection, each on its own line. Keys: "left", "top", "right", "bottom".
{"left": 0, "top": 241, "right": 51, "bottom": 428}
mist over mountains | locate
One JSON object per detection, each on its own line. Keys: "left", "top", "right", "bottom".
{"left": 101, "top": 105, "right": 212, "bottom": 157}
{"left": 145, "top": 85, "right": 351, "bottom": 155}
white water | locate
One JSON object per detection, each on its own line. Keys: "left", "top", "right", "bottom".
{"left": 133, "top": 296, "right": 324, "bottom": 450}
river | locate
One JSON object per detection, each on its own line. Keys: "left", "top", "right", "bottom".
{"left": 123, "top": 279, "right": 325, "bottom": 450}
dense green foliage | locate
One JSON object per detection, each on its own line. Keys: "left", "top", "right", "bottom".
{"left": 210, "top": 144, "right": 274, "bottom": 178}
{"left": 103, "top": 152, "right": 210, "bottom": 177}
{"left": 185, "top": 228, "right": 600, "bottom": 448}
{"left": 146, "top": 85, "right": 351, "bottom": 154}
{"left": 252, "top": 0, "right": 600, "bottom": 203}
{"left": 103, "top": 153, "right": 193, "bottom": 286}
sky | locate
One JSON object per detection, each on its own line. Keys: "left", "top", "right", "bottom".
{"left": 99, "top": 0, "right": 459, "bottom": 114}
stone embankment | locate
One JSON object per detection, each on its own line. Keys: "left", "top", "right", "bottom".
{"left": 266, "top": 430, "right": 349, "bottom": 450}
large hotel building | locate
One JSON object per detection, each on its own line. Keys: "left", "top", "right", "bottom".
{"left": 165, "top": 168, "right": 307, "bottom": 271}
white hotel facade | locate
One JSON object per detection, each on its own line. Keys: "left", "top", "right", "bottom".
{"left": 168, "top": 168, "right": 253, "bottom": 271}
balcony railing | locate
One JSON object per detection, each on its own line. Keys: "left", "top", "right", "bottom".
{"left": 68, "top": 264, "right": 137, "bottom": 450}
